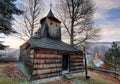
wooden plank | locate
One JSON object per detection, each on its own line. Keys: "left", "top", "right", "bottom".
{"left": 34, "top": 62, "right": 62, "bottom": 65}
{"left": 34, "top": 66, "right": 61, "bottom": 70}
{"left": 34, "top": 64, "right": 62, "bottom": 69}
{"left": 32, "top": 71, "right": 61, "bottom": 76}
{"left": 35, "top": 50, "right": 57, "bottom": 54}
{"left": 32, "top": 68, "right": 61, "bottom": 75}
{"left": 70, "top": 61, "right": 83, "bottom": 64}
{"left": 40, "top": 57, "right": 60, "bottom": 59}
{"left": 70, "top": 63, "right": 83, "bottom": 66}
{"left": 35, "top": 54, "right": 61, "bottom": 59}
{"left": 70, "top": 55, "right": 83, "bottom": 59}
{"left": 70, "top": 66, "right": 83, "bottom": 70}
{"left": 34, "top": 59, "right": 61, "bottom": 64}
{"left": 32, "top": 72, "right": 61, "bottom": 79}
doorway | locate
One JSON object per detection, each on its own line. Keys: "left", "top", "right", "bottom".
{"left": 62, "top": 55, "right": 69, "bottom": 74}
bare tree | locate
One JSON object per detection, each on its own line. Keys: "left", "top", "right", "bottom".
{"left": 17, "top": 0, "right": 44, "bottom": 41}
{"left": 56, "top": 0, "right": 100, "bottom": 46}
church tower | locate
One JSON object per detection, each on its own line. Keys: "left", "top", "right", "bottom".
{"left": 35, "top": 9, "right": 61, "bottom": 40}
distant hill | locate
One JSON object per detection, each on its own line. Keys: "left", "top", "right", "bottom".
{"left": 87, "top": 41, "right": 120, "bottom": 55}
{"left": 86, "top": 41, "right": 120, "bottom": 66}
{"left": 0, "top": 48, "right": 20, "bottom": 62}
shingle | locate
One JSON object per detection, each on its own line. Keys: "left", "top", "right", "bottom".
{"left": 47, "top": 9, "right": 55, "bottom": 18}
{"left": 28, "top": 37, "right": 82, "bottom": 53}
{"left": 40, "top": 9, "right": 61, "bottom": 24}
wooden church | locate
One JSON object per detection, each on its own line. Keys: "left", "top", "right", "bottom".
{"left": 19, "top": 9, "right": 84, "bottom": 81}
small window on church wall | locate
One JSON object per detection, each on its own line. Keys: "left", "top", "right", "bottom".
{"left": 56, "top": 24, "right": 57, "bottom": 27}
{"left": 50, "top": 22, "right": 53, "bottom": 25}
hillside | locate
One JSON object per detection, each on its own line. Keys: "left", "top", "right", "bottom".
{"left": 86, "top": 42, "right": 120, "bottom": 66}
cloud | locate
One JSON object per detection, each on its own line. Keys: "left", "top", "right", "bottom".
{"left": 93, "top": 0, "right": 120, "bottom": 20}
{"left": 93, "top": 0, "right": 120, "bottom": 42}
{"left": 98, "top": 18, "right": 120, "bottom": 42}
{"left": 94, "top": 0, "right": 120, "bottom": 10}
{"left": 94, "top": 10, "right": 108, "bottom": 20}
{"left": 3, "top": 36, "right": 24, "bottom": 48}
{"left": 99, "top": 34, "right": 120, "bottom": 42}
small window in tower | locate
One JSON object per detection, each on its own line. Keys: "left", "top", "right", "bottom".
{"left": 50, "top": 22, "right": 53, "bottom": 25}
{"left": 56, "top": 24, "right": 57, "bottom": 27}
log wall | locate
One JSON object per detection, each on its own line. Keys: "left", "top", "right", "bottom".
{"left": 32, "top": 50, "right": 62, "bottom": 80}
{"left": 20, "top": 45, "right": 34, "bottom": 75}
{"left": 70, "top": 55, "right": 84, "bottom": 73}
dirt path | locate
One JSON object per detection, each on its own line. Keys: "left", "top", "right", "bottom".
{"left": 90, "top": 71, "right": 120, "bottom": 84}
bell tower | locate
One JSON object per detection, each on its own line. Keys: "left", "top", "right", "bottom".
{"left": 35, "top": 9, "right": 61, "bottom": 40}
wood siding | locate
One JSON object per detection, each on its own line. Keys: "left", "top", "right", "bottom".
{"left": 38, "top": 18, "right": 61, "bottom": 40}
{"left": 32, "top": 50, "right": 62, "bottom": 80}
{"left": 20, "top": 45, "right": 34, "bottom": 75}
{"left": 70, "top": 55, "right": 84, "bottom": 73}
{"left": 20, "top": 46, "right": 83, "bottom": 81}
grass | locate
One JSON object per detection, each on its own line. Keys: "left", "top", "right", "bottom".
{"left": 78, "top": 76, "right": 115, "bottom": 84}
{"left": 0, "top": 65, "right": 27, "bottom": 84}
{"left": 44, "top": 73, "right": 116, "bottom": 84}
{"left": 50, "top": 76, "right": 115, "bottom": 84}
{"left": 77, "top": 71, "right": 116, "bottom": 84}
{"left": 49, "top": 71, "right": 117, "bottom": 84}
{"left": 0, "top": 67, "right": 19, "bottom": 84}
{"left": 0, "top": 77, "right": 19, "bottom": 84}
{"left": 0, "top": 64, "right": 117, "bottom": 84}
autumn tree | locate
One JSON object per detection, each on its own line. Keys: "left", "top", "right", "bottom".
{"left": 56, "top": 0, "right": 100, "bottom": 46}
{"left": 0, "top": 0, "right": 23, "bottom": 34}
{"left": 17, "top": 0, "right": 44, "bottom": 41}
{"left": 104, "top": 42, "right": 120, "bottom": 75}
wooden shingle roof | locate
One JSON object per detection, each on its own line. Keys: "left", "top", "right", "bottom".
{"left": 40, "top": 9, "right": 61, "bottom": 24}
{"left": 28, "top": 37, "right": 82, "bottom": 53}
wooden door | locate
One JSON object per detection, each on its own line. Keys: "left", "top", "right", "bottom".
{"left": 62, "top": 55, "right": 69, "bottom": 71}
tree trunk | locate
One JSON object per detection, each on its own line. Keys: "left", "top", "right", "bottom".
{"left": 70, "top": 0, "right": 74, "bottom": 47}
{"left": 70, "top": 34, "right": 73, "bottom": 46}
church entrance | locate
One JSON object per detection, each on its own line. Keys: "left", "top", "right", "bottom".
{"left": 62, "top": 55, "right": 69, "bottom": 74}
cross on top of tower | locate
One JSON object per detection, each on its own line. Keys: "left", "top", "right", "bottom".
{"left": 50, "top": 3, "right": 52, "bottom": 10}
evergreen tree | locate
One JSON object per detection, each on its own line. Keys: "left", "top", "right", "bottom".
{"left": 0, "top": 0, "right": 23, "bottom": 34}
{"left": 0, "top": 44, "right": 7, "bottom": 50}
{"left": 104, "top": 42, "right": 120, "bottom": 73}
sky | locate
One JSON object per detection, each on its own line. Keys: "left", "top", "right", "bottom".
{"left": 93, "top": 0, "right": 120, "bottom": 42}
{"left": 1, "top": 0, "right": 120, "bottom": 48}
